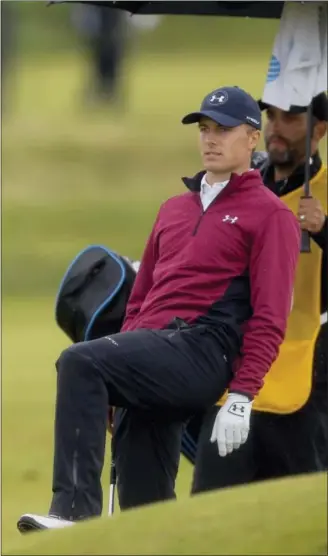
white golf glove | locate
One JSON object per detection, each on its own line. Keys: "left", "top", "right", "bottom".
{"left": 210, "top": 393, "right": 252, "bottom": 457}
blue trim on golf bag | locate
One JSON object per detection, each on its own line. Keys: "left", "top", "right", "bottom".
{"left": 55, "top": 244, "right": 126, "bottom": 341}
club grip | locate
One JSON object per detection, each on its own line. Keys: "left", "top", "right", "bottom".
{"left": 300, "top": 229, "right": 311, "bottom": 253}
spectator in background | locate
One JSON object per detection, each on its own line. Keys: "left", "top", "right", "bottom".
{"left": 71, "top": 5, "right": 128, "bottom": 108}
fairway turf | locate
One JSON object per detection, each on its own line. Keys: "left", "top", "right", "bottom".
{"left": 2, "top": 12, "right": 327, "bottom": 554}
{"left": 6, "top": 473, "right": 327, "bottom": 556}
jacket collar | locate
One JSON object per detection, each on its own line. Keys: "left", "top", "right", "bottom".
{"left": 182, "top": 170, "right": 206, "bottom": 192}
{"left": 182, "top": 169, "right": 262, "bottom": 193}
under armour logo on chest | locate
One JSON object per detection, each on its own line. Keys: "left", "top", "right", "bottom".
{"left": 222, "top": 215, "right": 238, "bottom": 224}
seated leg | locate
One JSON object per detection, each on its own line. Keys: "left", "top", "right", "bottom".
{"left": 113, "top": 408, "right": 183, "bottom": 510}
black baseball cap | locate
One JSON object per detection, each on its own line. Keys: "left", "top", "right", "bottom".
{"left": 182, "top": 86, "right": 262, "bottom": 130}
{"left": 258, "top": 92, "right": 328, "bottom": 121}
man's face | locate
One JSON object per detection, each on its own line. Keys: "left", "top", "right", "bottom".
{"left": 198, "top": 118, "right": 259, "bottom": 174}
{"left": 264, "top": 106, "right": 314, "bottom": 167}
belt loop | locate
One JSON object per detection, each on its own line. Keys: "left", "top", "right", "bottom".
{"left": 173, "top": 317, "right": 189, "bottom": 330}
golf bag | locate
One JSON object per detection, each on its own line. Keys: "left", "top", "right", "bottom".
{"left": 55, "top": 244, "right": 200, "bottom": 465}
{"left": 55, "top": 245, "right": 137, "bottom": 343}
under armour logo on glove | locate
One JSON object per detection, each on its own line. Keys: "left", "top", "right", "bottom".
{"left": 210, "top": 393, "right": 253, "bottom": 457}
{"left": 228, "top": 402, "right": 246, "bottom": 417}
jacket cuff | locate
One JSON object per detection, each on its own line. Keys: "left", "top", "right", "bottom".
{"left": 228, "top": 390, "right": 254, "bottom": 401}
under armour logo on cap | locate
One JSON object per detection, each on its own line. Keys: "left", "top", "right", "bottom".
{"left": 181, "top": 86, "right": 262, "bottom": 130}
{"left": 208, "top": 90, "right": 228, "bottom": 106}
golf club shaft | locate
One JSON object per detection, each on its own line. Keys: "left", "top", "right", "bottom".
{"left": 108, "top": 482, "right": 115, "bottom": 516}
{"left": 108, "top": 459, "right": 117, "bottom": 516}
{"left": 301, "top": 103, "right": 313, "bottom": 253}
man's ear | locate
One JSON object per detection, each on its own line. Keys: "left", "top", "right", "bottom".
{"left": 249, "top": 130, "right": 261, "bottom": 150}
{"left": 313, "top": 120, "right": 327, "bottom": 142}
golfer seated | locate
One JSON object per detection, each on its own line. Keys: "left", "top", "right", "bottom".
{"left": 18, "top": 86, "right": 301, "bottom": 534}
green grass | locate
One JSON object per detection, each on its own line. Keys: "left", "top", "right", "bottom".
{"left": 6, "top": 473, "right": 327, "bottom": 556}
{"left": 2, "top": 12, "right": 327, "bottom": 554}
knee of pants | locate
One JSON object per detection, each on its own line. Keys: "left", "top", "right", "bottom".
{"left": 55, "top": 344, "right": 90, "bottom": 375}
{"left": 113, "top": 410, "right": 182, "bottom": 510}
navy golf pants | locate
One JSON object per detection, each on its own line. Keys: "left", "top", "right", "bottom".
{"left": 49, "top": 325, "right": 232, "bottom": 519}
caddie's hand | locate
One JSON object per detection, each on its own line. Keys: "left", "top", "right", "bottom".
{"left": 210, "top": 393, "right": 252, "bottom": 457}
{"left": 297, "top": 197, "right": 326, "bottom": 233}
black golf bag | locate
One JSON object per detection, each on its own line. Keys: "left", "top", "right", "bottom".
{"left": 55, "top": 245, "right": 137, "bottom": 343}
{"left": 55, "top": 244, "right": 201, "bottom": 464}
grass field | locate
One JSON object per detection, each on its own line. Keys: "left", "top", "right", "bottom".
{"left": 6, "top": 473, "right": 328, "bottom": 556}
{"left": 2, "top": 12, "right": 327, "bottom": 554}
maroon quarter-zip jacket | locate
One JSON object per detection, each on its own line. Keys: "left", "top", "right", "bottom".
{"left": 121, "top": 170, "right": 301, "bottom": 398}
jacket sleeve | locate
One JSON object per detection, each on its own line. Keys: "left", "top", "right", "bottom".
{"left": 229, "top": 209, "right": 301, "bottom": 399}
{"left": 121, "top": 210, "right": 161, "bottom": 332}
{"left": 310, "top": 215, "right": 327, "bottom": 251}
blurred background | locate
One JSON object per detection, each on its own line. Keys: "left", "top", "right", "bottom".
{"left": 1, "top": 3, "right": 325, "bottom": 553}
{"left": 2, "top": 2, "right": 282, "bottom": 298}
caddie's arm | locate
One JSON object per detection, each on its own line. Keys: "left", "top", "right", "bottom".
{"left": 121, "top": 209, "right": 161, "bottom": 332}
{"left": 297, "top": 197, "right": 327, "bottom": 251}
{"left": 210, "top": 208, "right": 301, "bottom": 457}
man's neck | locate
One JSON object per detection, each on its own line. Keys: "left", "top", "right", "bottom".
{"left": 274, "top": 164, "right": 299, "bottom": 182}
{"left": 205, "top": 165, "right": 250, "bottom": 186}
{"left": 205, "top": 172, "right": 230, "bottom": 186}
{"left": 273, "top": 153, "right": 314, "bottom": 182}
